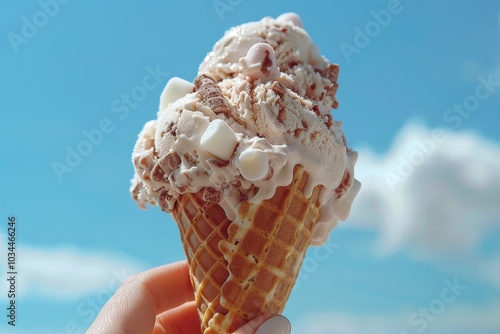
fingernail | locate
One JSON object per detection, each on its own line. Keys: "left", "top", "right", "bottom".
{"left": 256, "top": 315, "right": 291, "bottom": 334}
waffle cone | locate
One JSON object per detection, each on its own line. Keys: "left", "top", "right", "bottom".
{"left": 172, "top": 165, "right": 321, "bottom": 333}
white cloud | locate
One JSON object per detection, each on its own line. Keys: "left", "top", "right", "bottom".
{"left": 346, "top": 123, "right": 500, "bottom": 285}
{"left": 0, "top": 244, "right": 146, "bottom": 300}
{"left": 293, "top": 301, "right": 500, "bottom": 334}
{"left": 350, "top": 123, "right": 500, "bottom": 255}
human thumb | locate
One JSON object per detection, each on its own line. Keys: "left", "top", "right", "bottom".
{"left": 233, "top": 314, "right": 291, "bottom": 334}
{"left": 255, "top": 315, "right": 291, "bottom": 334}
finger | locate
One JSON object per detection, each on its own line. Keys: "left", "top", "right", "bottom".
{"left": 153, "top": 301, "right": 201, "bottom": 334}
{"left": 87, "top": 275, "right": 157, "bottom": 334}
{"left": 138, "top": 260, "right": 194, "bottom": 313}
{"left": 87, "top": 261, "right": 194, "bottom": 334}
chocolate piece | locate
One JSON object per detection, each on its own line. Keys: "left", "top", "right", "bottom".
{"left": 271, "top": 81, "right": 286, "bottom": 97}
{"left": 158, "top": 191, "right": 172, "bottom": 212}
{"left": 324, "top": 63, "right": 339, "bottom": 84}
{"left": 194, "top": 74, "right": 231, "bottom": 117}
{"left": 151, "top": 164, "right": 166, "bottom": 182}
{"left": 335, "top": 170, "right": 353, "bottom": 199}
{"left": 159, "top": 152, "right": 181, "bottom": 173}
{"left": 261, "top": 50, "right": 273, "bottom": 74}
{"left": 324, "top": 114, "right": 333, "bottom": 128}
{"left": 324, "top": 64, "right": 340, "bottom": 109}
{"left": 203, "top": 187, "right": 221, "bottom": 203}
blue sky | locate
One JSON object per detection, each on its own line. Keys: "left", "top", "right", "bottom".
{"left": 1, "top": 1, "right": 500, "bottom": 333}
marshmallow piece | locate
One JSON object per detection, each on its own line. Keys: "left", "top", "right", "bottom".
{"left": 200, "top": 119, "right": 237, "bottom": 161}
{"left": 159, "top": 77, "right": 194, "bottom": 110}
{"left": 237, "top": 148, "right": 269, "bottom": 182}
{"left": 276, "top": 12, "right": 303, "bottom": 28}
{"left": 240, "top": 43, "right": 280, "bottom": 83}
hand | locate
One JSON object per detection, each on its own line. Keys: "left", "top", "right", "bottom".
{"left": 87, "top": 260, "right": 291, "bottom": 334}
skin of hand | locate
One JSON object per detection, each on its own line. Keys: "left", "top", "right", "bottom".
{"left": 86, "top": 261, "right": 291, "bottom": 334}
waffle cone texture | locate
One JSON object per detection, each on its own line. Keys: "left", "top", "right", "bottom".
{"left": 172, "top": 165, "right": 322, "bottom": 333}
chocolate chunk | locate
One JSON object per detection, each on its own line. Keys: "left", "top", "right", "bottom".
{"left": 312, "top": 105, "right": 321, "bottom": 116}
{"left": 194, "top": 74, "right": 231, "bottom": 117}
{"left": 131, "top": 184, "right": 140, "bottom": 201}
{"left": 154, "top": 152, "right": 181, "bottom": 179}
{"left": 151, "top": 164, "right": 166, "bottom": 182}
{"left": 332, "top": 99, "right": 339, "bottom": 109}
{"left": 335, "top": 170, "right": 352, "bottom": 199}
{"left": 271, "top": 81, "right": 286, "bottom": 97}
{"left": 329, "top": 82, "right": 339, "bottom": 97}
{"left": 261, "top": 50, "right": 272, "bottom": 74}
{"left": 209, "top": 158, "right": 229, "bottom": 168}
{"left": 325, "top": 63, "right": 339, "bottom": 83}
{"left": 158, "top": 191, "right": 172, "bottom": 212}
{"left": 324, "top": 114, "right": 333, "bottom": 128}
{"left": 203, "top": 187, "right": 221, "bottom": 203}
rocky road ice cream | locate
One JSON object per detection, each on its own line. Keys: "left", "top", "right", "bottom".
{"left": 131, "top": 12, "right": 360, "bottom": 246}
{"left": 130, "top": 12, "right": 362, "bottom": 333}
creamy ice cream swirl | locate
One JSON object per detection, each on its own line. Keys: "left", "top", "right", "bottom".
{"left": 131, "top": 13, "right": 360, "bottom": 246}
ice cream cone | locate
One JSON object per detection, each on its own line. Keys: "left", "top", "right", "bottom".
{"left": 131, "top": 12, "right": 361, "bottom": 334}
{"left": 172, "top": 165, "right": 321, "bottom": 333}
